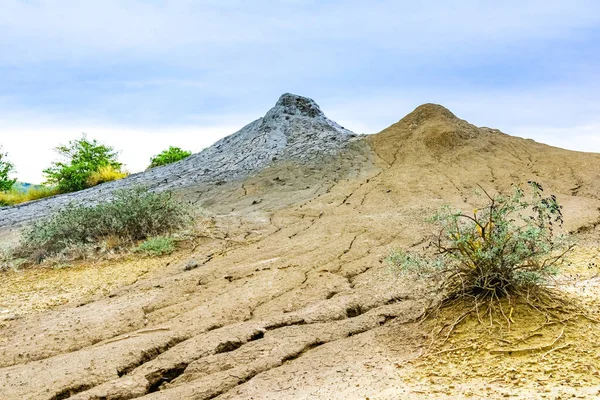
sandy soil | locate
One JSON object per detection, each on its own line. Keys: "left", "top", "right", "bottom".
{"left": 1, "top": 104, "right": 600, "bottom": 399}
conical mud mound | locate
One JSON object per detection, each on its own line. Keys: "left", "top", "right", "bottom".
{"left": 0, "top": 94, "right": 358, "bottom": 228}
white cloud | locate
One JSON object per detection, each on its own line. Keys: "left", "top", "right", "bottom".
{"left": 0, "top": 118, "right": 241, "bottom": 184}
{"left": 1, "top": 0, "right": 599, "bottom": 65}
{"left": 512, "top": 123, "right": 600, "bottom": 154}
{"left": 0, "top": 0, "right": 599, "bottom": 184}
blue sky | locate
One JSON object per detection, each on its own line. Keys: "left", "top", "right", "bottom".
{"left": 1, "top": 0, "right": 600, "bottom": 183}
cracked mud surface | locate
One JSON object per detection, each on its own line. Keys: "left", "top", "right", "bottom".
{"left": 2, "top": 104, "right": 600, "bottom": 399}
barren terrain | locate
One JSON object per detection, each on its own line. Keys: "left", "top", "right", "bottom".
{"left": 1, "top": 103, "right": 599, "bottom": 399}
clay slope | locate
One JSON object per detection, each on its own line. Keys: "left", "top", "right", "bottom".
{"left": 0, "top": 93, "right": 357, "bottom": 230}
{"left": 1, "top": 103, "right": 600, "bottom": 399}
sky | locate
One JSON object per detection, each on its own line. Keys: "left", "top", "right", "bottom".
{"left": 1, "top": 0, "right": 599, "bottom": 183}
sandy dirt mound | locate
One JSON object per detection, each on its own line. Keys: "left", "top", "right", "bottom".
{"left": 1, "top": 104, "right": 600, "bottom": 399}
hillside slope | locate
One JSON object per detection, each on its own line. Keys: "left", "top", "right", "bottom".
{"left": 0, "top": 93, "right": 358, "bottom": 230}
{"left": 1, "top": 101, "right": 600, "bottom": 399}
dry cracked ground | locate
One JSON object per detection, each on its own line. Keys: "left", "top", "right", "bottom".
{"left": 1, "top": 105, "right": 600, "bottom": 399}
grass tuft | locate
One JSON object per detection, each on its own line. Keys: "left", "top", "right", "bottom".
{"left": 87, "top": 165, "right": 128, "bottom": 187}
{"left": 135, "top": 236, "right": 176, "bottom": 256}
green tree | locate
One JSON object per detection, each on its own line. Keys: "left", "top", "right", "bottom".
{"left": 43, "top": 134, "right": 123, "bottom": 193}
{"left": 0, "top": 146, "right": 16, "bottom": 192}
{"left": 148, "top": 146, "right": 192, "bottom": 169}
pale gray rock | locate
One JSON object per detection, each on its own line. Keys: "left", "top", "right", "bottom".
{"left": 0, "top": 93, "right": 357, "bottom": 228}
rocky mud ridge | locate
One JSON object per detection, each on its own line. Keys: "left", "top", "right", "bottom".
{"left": 0, "top": 93, "right": 357, "bottom": 229}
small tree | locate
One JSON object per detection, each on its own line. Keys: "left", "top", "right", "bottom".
{"left": 0, "top": 146, "right": 16, "bottom": 192}
{"left": 43, "top": 134, "right": 123, "bottom": 193}
{"left": 148, "top": 146, "right": 192, "bottom": 169}
{"left": 388, "top": 182, "right": 573, "bottom": 309}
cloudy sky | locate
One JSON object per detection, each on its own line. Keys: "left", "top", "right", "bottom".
{"left": 1, "top": 0, "right": 599, "bottom": 183}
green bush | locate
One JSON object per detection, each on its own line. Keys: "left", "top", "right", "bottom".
{"left": 43, "top": 134, "right": 124, "bottom": 193}
{"left": 18, "top": 186, "right": 191, "bottom": 261}
{"left": 388, "top": 182, "right": 573, "bottom": 304}
{"left": 135, "top": 236, "right": 176, "bottom": 256}
{"left": 0, "top": 147, "right": 16, "bottom": 193}
{"left": 148, "top": 146, "right": 192, "bottom": 169}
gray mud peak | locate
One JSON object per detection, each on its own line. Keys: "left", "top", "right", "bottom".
{"left": 0, "top": 93, "right": 358, "bottom": 228}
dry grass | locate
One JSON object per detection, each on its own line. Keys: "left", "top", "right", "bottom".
{"left": 0, "top": 186, "right": 60, "bottom": 206}
{"left": 86, "top": 165, "right": 128, "bottom": 187}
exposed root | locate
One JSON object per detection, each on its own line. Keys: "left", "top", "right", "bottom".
{"left": 429, "top": 344, "right": 476, "bottom": 356}
{"left": 540, "top": 342, "right": 571, "bottom": 359}
{"left": 420, "top": 287, "right": 596, "bottom": 358}
{"left": 490, "top": 325, "right": 565, "bottom": 355}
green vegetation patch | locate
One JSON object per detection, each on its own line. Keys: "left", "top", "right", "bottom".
{"left": 0, "top": 146, "right": 16, "bottom": 193}
{"left": 135, "top": 236, "right": 176, "bottom": 256}
{"left": 43, "top": 134, "right": 125, "bottom": 193}
{"left": 16, "top": 186, "right": 191, "bottom": 262}
{"left": 388, "top": 181, "right": 573, "bottom": 307}
{"left": 148, "top": 146, "right": 192, "bottom": 169}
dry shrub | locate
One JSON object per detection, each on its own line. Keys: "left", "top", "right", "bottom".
{"left": 102, "top": 234, "right": 124, "bottom": 252}
{"left": 389, "top": 182, "right": 575, "bottom": 322}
